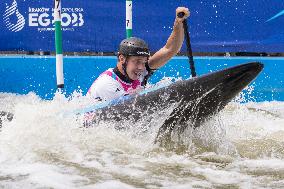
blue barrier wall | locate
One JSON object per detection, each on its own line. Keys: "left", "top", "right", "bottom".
{"left": 0, "top": 56, "right": 283, "bottom": 101}
{"left": 0, "top": 0, "right": 284, "bottom": 52}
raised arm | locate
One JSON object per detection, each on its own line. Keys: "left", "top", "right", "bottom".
{"left": 148, "top": 7, "right": 190, "bottom": 69}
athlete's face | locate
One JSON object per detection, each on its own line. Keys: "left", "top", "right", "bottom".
{"left": 125, "top": 56, "right": 148, "bottom": 80}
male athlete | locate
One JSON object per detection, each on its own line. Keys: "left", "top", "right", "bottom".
{"left": 88, "top": 7, "right": 190, "bottom": 101}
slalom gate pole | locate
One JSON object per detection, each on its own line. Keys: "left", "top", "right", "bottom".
{"left": 54, "top": 0, "right": 64, "bottom": 89}
{"left": 126, "top": 0, "right": 132, "bottom": 38}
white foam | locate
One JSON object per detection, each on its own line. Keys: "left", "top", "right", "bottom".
{"left": 192, "top": 167, "right": 251, "bottom": 185}
{"left": 92, "top": 180, "right": 135, "bottom": 189}
{"left": 0, "top": 92, "right": 284, "bottom": 188}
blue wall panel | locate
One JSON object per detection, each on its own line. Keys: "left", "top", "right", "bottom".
{"left": 0, "top": 0, "right": 284, "bottom": 52}
{"left": 0, "top": 56, "right": 283, "bottom": 101}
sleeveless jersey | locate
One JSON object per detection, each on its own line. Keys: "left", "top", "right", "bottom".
{"left": 88, "top": 68, "right": 148, "bottom": 101}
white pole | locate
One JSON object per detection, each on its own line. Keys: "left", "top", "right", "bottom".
{"left": 54, "top": 0, "right": 64, "bottom": 88}
{"left": 126, "top": 0, "right": 132, "bottom": 38}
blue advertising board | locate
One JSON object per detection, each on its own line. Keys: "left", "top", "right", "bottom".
{"left": 0, "top": 0, "right": 284, "bottom": 52}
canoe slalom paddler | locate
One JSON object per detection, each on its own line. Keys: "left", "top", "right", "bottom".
{"left": 88, "top": 7, "right": 190, "bottom": 101}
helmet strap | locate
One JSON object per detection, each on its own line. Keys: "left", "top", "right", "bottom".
{"left": 122, "top": 56, "right": 134, "bottom": 83}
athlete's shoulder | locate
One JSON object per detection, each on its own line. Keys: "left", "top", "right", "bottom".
{"left": 88, "top": 69, "right": 125, "bottom": 101}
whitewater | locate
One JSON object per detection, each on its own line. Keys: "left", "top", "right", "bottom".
{"left": 0, "top": 90, "right": 283, "bottom": 189}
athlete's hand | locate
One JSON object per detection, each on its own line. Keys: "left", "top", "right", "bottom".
{"left": 176, "top": 7, "right": 190, "bottom": 23}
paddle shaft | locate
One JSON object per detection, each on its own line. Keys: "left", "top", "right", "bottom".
{"left": 154, "top": 12, "right": 197, "bottom": 144}
{"left": 177, "top": 12, "right": 196, "bottom": 77}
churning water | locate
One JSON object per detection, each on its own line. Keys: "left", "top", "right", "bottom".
{"left": 0, "top": 90, "right": 284, "bottom": 189}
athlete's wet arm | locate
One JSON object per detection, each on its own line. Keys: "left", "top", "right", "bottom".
{"left": 148, "top": 7, "right": 190, "bottom": 69}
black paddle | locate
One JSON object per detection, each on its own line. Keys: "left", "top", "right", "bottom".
{"left": 154, "top": 12, "right": 197, "bottom": 145}
{"left": 177, "top": 12, "right": 197, "bottom": 77}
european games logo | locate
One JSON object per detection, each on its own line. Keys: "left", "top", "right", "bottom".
{"left": 2, "top": 0, "right": 84, "bottom": 33}
{"left": 3, "top": 0, "right": 25, "bottom": 32}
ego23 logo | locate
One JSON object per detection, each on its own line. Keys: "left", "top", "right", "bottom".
{"left": 29, "top": 11, "right": 84, "bottom": 27}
